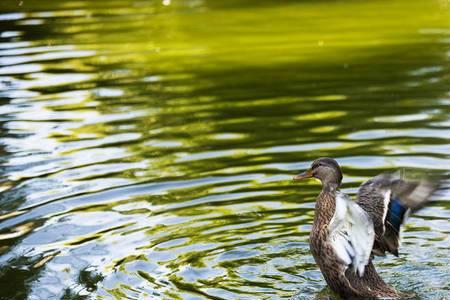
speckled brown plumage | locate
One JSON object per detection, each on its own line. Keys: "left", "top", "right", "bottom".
{"left": 294, "top": 157, "right": 437, "bottom": 299}
{"left": 310, "top": 189, "right": 399, "bottom": 299}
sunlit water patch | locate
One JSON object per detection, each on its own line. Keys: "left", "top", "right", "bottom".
{"left": 0, "top": 0, "right": 449, "bottom": 299}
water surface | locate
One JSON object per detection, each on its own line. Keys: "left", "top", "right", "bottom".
{"left": 0, "top": 0, "right": 449, "bottom": 299}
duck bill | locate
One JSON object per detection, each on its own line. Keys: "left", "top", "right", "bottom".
{"left": 293, "top": 169, "right": 313, "bottom": 181}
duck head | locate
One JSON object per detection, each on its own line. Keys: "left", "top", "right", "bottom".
{"left": 293, "top": 157, "right": 343, "bottom": 188}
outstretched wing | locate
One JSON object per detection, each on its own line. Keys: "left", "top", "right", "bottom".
{"left": 329, "top": 191, "right": 375, "bottom": 277}
{"left": 357, "top": 173, "right": 437, "bottom": 257}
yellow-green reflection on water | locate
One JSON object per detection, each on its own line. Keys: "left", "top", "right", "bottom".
{"left": 0, "top": 0, "right": 449, "bottom": 299}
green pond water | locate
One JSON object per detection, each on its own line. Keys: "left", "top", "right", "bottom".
{"left": 0, "top": 0, "right": 449, "bottom": 299}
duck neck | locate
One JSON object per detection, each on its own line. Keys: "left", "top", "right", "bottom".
{"left": 313, "top": 184, "right": 339, "bottom": 228}
{"left": 323, "top": 182, "right": 339, "bottom": 193}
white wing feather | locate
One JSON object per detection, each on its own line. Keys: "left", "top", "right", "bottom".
{"left": 329, "top": 191, "right": 375, "bottom": 277}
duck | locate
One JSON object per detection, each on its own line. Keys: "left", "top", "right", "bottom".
{"left": 293, "top": 157, "right": 437, "bottom": 299}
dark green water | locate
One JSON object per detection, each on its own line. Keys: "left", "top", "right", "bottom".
{"left": 0, "top": 0, "right": 449, "bottom": 299}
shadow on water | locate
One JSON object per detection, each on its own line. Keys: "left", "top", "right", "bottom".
{"left": 0, "top": 0, "right": 449, "bottom": 299}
